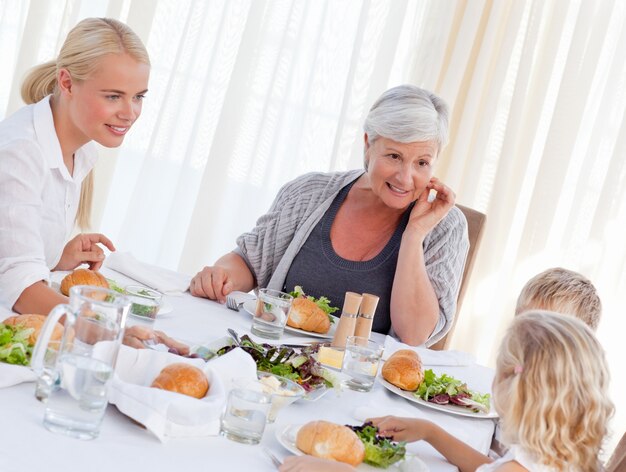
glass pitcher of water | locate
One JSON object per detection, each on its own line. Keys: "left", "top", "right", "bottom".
{"left": 31, "top": 285, "right": 130, "bottom": 440}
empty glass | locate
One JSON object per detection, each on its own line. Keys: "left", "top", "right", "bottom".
{"left": 341, "top": 336, "right": 384, "bottom": 392}
{"left": 220, "top": 385, "right": 271, "bottom": 444}
{"left": 251, "top": 289, "right": 293, "bottom": 339}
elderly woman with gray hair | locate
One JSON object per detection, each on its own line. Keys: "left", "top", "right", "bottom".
{"left": 190, "top": 85, "right": 469, "bottom": 346}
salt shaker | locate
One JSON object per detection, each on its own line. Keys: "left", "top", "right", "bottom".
{"left": 331, "top": 292, "right": 362, "bottom": 348}
{"left": 354, "top": 293, "right": 379, "bottom": 342}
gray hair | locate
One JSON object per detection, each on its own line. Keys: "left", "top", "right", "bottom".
{"left": 363, "top": 85, "right": 450, "bottom": 151}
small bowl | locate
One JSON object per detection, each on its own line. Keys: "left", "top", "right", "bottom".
{"left": 125, "top": 285, "right": 163, "bottom": 323}
{"left": 256, "top": 371, "right": 305, "bottom": 423}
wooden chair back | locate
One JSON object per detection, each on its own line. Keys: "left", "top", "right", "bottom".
{"left": 431, "top": 204, "right": 486, "bottom": 350}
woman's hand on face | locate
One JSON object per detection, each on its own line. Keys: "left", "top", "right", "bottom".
{"left": 122, "top": 325, "right": 190, "bottom": 355}
{"left": 189, "top": 266, "right": 233, "bottom": 303}
{"left": 368, "top": 416, "right": 432, "bottom": 442}
{"left": 279, "top": 456, "right": 354, "bottom": 472}
{"left": 408, "top": 177, "right": 456, "bottom": 236}
{"left": 54, "top": 233, "right": 116, "bottom": 271}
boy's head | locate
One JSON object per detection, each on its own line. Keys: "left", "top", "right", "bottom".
{"left": 515, "top": 267, "right": 601, "bottom": 330}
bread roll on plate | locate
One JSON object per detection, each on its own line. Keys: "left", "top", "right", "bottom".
{"left": 296, "top": 420, "right": 365, "bottom": 466}
{"left": 381, "top": 349, "right": 424, "bottom": 391}
{"left": 287, "top": 298, "right": 331, "bottom": 334}
{"left": 60, "top": 268, "right": 109, "bottom": 296}
{"left": 2, "top": 314, "right": 63, "bottom": 345}
{"left": 151, "top": 363, "right": 209, "bottom": 399}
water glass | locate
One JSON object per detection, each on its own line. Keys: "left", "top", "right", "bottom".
{"left": 125, "top": 285, "right": 162, "bottom": 327}
{"left": 341, "top": 336, "right": 384, "bottom": 392}
{"left": 250, "top": 289, "right": 293, "bottom": 339}
{"left": 220, "top": 386, "right": 271, "bottom": 444}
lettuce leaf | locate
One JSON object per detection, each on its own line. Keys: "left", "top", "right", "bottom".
{"left": 0, "top": 323, "right": 34, "bottom": 366}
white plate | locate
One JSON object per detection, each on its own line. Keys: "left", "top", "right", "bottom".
{"left": 242, "top": 300, "right": 337, "bottom": 339}
{"left": 276, "top": 424, "right": 428, "bottom": 471}
{"left": 378, "top": 377, "right": 498, "bottom": 419}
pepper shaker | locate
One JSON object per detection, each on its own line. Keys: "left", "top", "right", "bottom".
{"left": 354, "top": 293, "right": 379, "bottom": 343}
{"left": 331, "top": 292, "right": 362, "bottom": 348}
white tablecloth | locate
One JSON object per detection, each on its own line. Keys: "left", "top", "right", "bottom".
{"left": 0, "top": 268, "right": 496, "bottom": 471}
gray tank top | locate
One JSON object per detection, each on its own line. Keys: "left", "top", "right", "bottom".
{"left": 283, "top": 181, "right": 412, "bottom": 334}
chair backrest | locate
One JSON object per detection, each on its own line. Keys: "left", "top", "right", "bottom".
{"left": 431, "top": 204, "right": 486, "bottom": 350}
{"left": 607, "top": 431, "right": 626, "bottom": 472}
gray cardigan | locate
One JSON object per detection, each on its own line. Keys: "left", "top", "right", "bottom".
{"left": 234, "top": 170, "right": 469, "bottom": 345}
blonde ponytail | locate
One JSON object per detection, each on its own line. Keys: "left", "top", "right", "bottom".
{"left": 76, "top": 170, "right": 94, "bottom": 230}
{"left": 21, "top": 61, "right": 58, "bottom": 104}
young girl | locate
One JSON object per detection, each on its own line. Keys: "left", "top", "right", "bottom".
{"left": 279, "top": 311, "right": 614, "bottom": 471}
{"left": 0, "top": 18, "right": 149, "bottom": 316}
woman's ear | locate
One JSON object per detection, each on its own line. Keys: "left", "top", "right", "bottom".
{"left": 364, "top": 133, "right": 371, "bottom": 151}
{"left": 57, "top": 69, "right": 73, "bottom": 96}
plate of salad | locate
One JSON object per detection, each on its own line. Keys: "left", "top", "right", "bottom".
{"left": 242, "top": 300, "right": 338, "bottom": 339}
{"left": 277, "top": 423, "right": 428, "bottom": 471}
{"left": 214, "top": 334, "right": 338, "bottom": 400}
{"left": 0, "top": 322, "right": 34, "bottom": 366}
{"left": 379, "top": 369, "right": 497, "bottom": 419}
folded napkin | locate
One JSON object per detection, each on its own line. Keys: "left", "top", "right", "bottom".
{"left": 383, "top": 336, "right": 475, "bottom": 366}
{"left": 105, "top": 252, "right": 191, "bottom": 295}
{"left": 0, "top": 363, "right": 37, "bottom": 388}
{"left": 108, "top": 345, "right": 257, "bottom": 442}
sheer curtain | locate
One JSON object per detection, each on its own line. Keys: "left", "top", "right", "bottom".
{"left": 1, "top": 0, "right": 624, "bottom": 455}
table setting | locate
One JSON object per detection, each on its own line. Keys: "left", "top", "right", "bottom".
{"left": 0, "top": 256, "right": 497, "bottom": 472}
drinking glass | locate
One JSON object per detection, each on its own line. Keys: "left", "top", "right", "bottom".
{"left": 124, "top": 285, "right": 162, "bottom": 328}
{"left": 219, "top": 386, "right": 271, "bottom": 444}
{"left": 250, "top": 289, "right": 293, "bottom": 339}
{"left": 31, "top": 286, "right": 130, "bottom": 439}
{"left": 341, "top": 336, "right": 384, "bottom": 392}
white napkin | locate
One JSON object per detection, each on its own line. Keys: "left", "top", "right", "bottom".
{"left": 383, "top": 336, "right": 475, "bottom": 366}
{"left": 0, "top": 363, "right": 37, "bottom": 388}
{"left": 105, "top": 252, "right": 191, "bottom": 295}
{"left": 108, "top": 345, "right": 257, "bottom": 442}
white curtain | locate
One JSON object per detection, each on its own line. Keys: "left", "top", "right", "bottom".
{"left": 1, "top": 0, "right": 624, "bottom": 455}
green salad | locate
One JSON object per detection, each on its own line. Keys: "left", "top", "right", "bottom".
{"left": 0, "top": 323, "right": 34, "bottom": 366}
{"left": 415, "top": 369, "right": 491, "bottom": 413}
{"left": 348, "top": 422, "right": 406, "bottom": 468}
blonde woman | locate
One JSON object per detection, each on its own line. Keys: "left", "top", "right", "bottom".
{"left": 280, "top": 311, "right": 614, "bottom": 471}
{"left": 0, "top": 18, "right": 148, "bottom": 316}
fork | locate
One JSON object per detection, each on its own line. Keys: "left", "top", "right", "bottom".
{"left": 226, "top": 295, "right": 245, "bottom": 311}
{"left": 263, "top": 447, "right": 282, "bottom": 468}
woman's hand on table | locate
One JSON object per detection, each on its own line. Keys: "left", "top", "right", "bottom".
{"left": 279, "top": 456, "right": 354, "bottom": 472}
{"left": 190, "top": 253, "right": 255, "bottom": 303}
{"left": 190, "top": 266, "right": 234, "bottom": 303}
{"left": 123, "top": 325, "right": 190, "bottom": 355}
{"left": 53, "top": 233, "right": 116, "bottom": 271}
{"left": 407, "top": 177, "right": 456, "bottom": 237}
{"left": 368, "top": 416, "right": 433, "bottom": 442}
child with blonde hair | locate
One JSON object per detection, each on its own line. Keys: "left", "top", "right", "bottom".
{"left": 516, "top": 267, "right": 601, "bottom": 330}
{"left": 280, "top": 311, "right": 614, "bottom": 471}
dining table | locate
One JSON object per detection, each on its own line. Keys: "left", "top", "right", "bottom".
{"left": 0, "top": 266, "right": 497, "bottom": 472}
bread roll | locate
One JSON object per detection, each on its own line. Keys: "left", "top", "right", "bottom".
{"left": 287, "top": 298, "right": 331, "bottom": 334}
{"left": 382, "top": 349, "right": 424, "bottom": 391}
{"left": 296, "top": 420, "right": 365, "bottom": 466}
{"left": 151, "top": 363, "right": 209, "bottom": 399}
{"left": 60, "top": 268, "right": 109, "bottom": 296}
{"left": 2, "top": 314, "right": 63, "bottom": 345}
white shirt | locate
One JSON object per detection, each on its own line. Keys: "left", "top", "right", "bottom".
{"left": 477, "top": 445, "right": 559, "bottom": 471}
{"left": 0, "top": 95, "right": 97, "bottom": 310}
